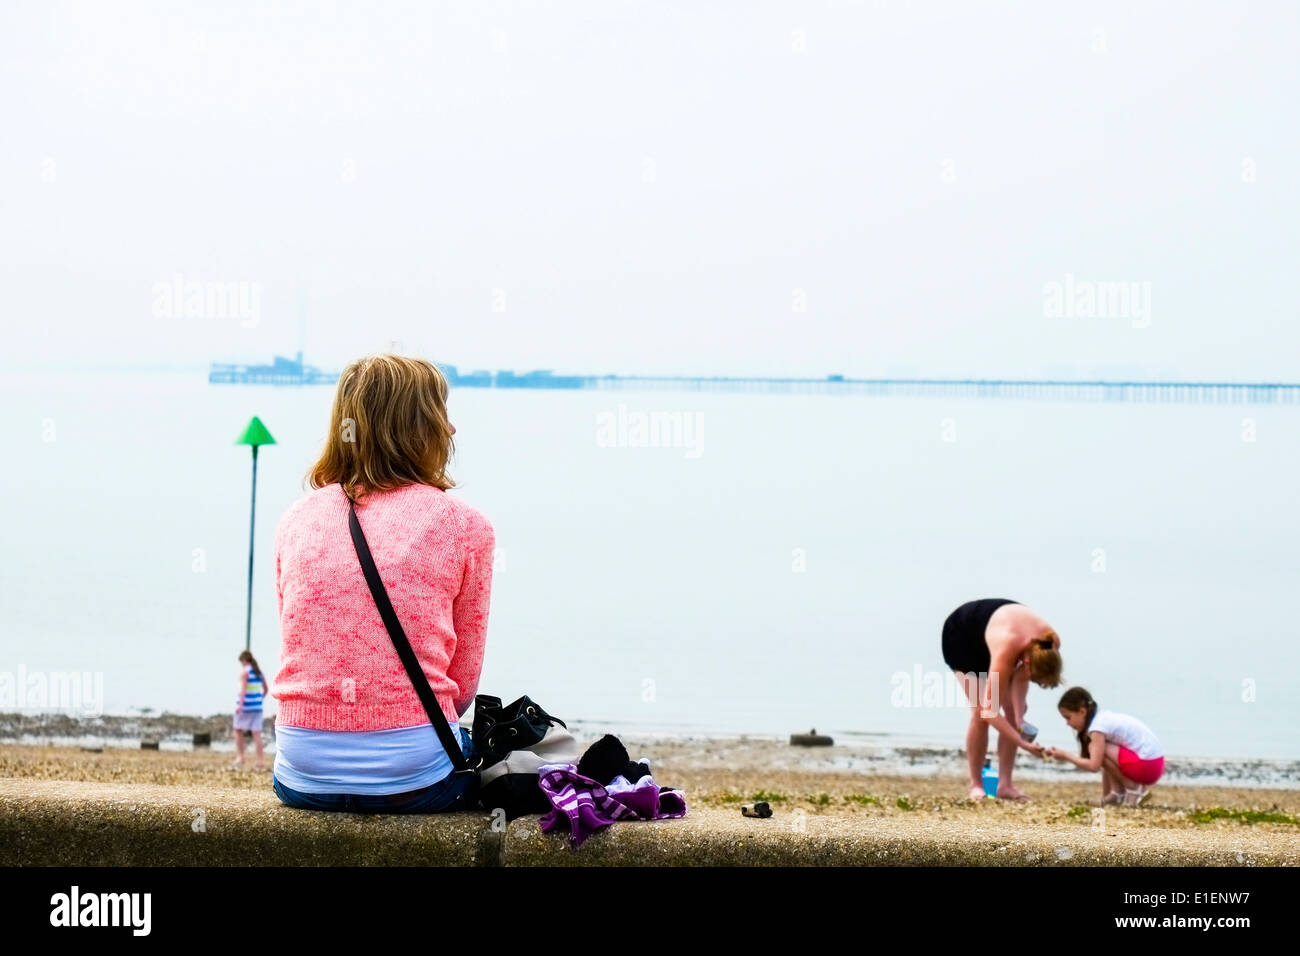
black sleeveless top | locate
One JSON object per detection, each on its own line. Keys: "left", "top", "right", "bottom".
{"left": 941, "top": 599, "right": 1020, "bottom": 674}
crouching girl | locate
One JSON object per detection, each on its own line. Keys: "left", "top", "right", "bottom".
{"left": 1045, "top": 686, "right": 1164, "bottom": 806}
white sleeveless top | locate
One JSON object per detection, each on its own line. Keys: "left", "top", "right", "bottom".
{"left": 1089, "top": 709, "right": 1163, "bottom": 760}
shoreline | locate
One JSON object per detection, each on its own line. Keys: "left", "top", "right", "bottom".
{"left": 4, "top": 711, "right": 1298, "bottom": 791}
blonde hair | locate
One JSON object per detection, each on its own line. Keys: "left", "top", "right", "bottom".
{"left": 1028, "top": 635, "right": 1063, "bottom": 688}
{"left": 308, "top": 354, "right": 456, "bottom": 502}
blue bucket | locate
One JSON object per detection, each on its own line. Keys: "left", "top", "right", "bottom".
{"left": 981, "top": 765, "right": 998, "bottom": 798}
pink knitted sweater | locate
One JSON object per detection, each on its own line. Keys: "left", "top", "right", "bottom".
{"left": 271, "top": 482, "right": 494, "bottom": 731}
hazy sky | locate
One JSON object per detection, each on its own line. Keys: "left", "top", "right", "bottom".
{"left": 2, "top": 0, "right": 1297, "bottom": 379}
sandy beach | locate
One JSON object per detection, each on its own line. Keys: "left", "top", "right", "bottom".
{"left": 3, "top": 715, "right": 1298, "bottom": 864}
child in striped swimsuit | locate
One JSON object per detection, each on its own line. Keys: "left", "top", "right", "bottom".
{"left": 232, "top": 650, "right": 269, "bottom": 771}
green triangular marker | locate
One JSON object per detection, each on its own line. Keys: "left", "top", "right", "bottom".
{"left": 236, "top": 415, "right": 274, "bottom": 651}
{"left": 236, "top": 416, "right": 276, "bottom": 447}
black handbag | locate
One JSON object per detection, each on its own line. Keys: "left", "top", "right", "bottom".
{"left": 472, "top": 694, "right": 578, "bottom": 818}
{"left": 472, "top": 694, "right": 567, "bottom": 763}
{"left": 348, "top": 498, "right": 577, "bottom": 816}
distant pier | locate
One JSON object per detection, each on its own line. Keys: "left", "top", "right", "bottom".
{"left": 209, "top": 355, "right": 1300, "bottom": 405}
{"left": 588, "top": 376, "right": 1300, "bottom": 404}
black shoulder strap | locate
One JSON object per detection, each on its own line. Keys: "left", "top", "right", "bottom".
{"left": 347, "top": 498, "right": 473, "bottom": 775}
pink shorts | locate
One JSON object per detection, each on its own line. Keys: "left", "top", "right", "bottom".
{"left": 1117, "top": 746, "right": 1164, "bottom": 786}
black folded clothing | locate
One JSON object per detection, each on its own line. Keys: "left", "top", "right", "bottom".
{"left": 578, "top": 733, "right": 651, "bottom": 785}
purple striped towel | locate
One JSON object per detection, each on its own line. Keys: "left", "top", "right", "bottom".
{"left": 537, "top": 764, "right": 688, "bottom": 848}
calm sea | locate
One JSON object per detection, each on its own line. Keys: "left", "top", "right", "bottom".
{"left": 4, "top": 371, "right": 1298, "bottom": 760}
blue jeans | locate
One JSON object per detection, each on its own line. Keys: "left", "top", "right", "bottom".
{"left": 272, "top": 726, "right": 480, "bottom": 814}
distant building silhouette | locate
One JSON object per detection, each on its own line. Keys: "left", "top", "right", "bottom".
{"left": 209, "top": 351, "right": 337, "bottom": 385}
